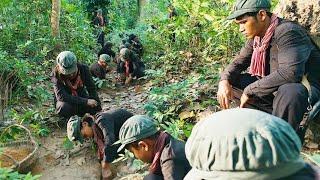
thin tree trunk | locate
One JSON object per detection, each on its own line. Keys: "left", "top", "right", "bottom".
{"left": 51, "top": 0, "right": 61, "bottom": 37}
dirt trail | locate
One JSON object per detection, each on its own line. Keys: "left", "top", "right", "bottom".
{"left": 31, "top": 81, "right": 149, "bottom": 180}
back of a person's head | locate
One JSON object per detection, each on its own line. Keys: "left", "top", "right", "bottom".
{"left": 185, "top": 108, "right": 306, "bottom": 180}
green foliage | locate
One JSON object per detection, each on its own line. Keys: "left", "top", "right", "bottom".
{"left": 0, "top": 0, "right": 98, "bottom": 105}
{"left": 0, "top": 108, "right": 51, "bottom": 143}
{"left": 60, "top": 0, "right": 98, "bottom": 64}
{"left": 93, "top": 77, "right": 115, "bottom": 89}
{"left": 62, "top": 137, "right": 74, "bottom": 150}
{"left": 0, "top": 168, "right": 41, "bottom": 180}
{"left": 108, "top": 0, "right": 138, "bottom": 31}
{"left": 0, "top": 0, "right": 99, "bottom": 141}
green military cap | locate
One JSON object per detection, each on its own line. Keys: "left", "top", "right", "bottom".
{"left": 56, "top": 51, "right": 78, "bottom": 75}
{"left": 119, "top": 48, "right": 131, "bottom": 61}
{"left": 184, "top": 108, "right": 305, "bottom": 180}
{"left": 99, "top": 54, "right": 111, "bottom": 63}
{"left": 97, "top": 9, "right": 102, "bottom": 14}
{"left": 67, "top": 115, "right": 84, "bottom": 143}
{"left": 117, "top": 115, "right": 159, "bottom": 152}
{"left": 227, "top": 0, "right": 271, "bottom": 20}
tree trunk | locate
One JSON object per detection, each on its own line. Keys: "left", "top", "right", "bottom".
{"left": 51, "top": 0, "right": 61, "bottom": 37}
{"left": 274, "top": 0, "right": 320, "bottom": 46}
{"left": 138, "top": 0, "right": 147, "bottom": 20}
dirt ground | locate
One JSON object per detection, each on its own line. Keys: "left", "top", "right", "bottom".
{"left": 30, "top": 78, "right": 149, "bottom": 180}
{"left": 13, "top": 72, "right": 320, "bottom": 179}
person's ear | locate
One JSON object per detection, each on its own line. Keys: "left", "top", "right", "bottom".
{"left": 257, "top": 10, "right": 267, "bottom": 21}
{"left": 138, "top": 141, "right": 149, "bottom": 152}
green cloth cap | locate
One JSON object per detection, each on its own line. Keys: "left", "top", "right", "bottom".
{"left": 67, "top": 115, "right": 84, "bottom": 143}
{"left": 97, "top": 9, "right": 102, "bottom": 14}
{"left": 185, "top": 108, "right": 305, "bottom": 180}
{"left": 119, "top": 48, "right": 130, "bottom": 61}
{"left": 117, "top": 115, "right": 159, "bottom": 152}
{"left": 227, "top": 0, "right": 271, "bottom": 20}
{"left": 56, "top": 51, "right": 78, "bottom": 75}
{"left": 99, "top": 54, "right": 111, "bottom": 63}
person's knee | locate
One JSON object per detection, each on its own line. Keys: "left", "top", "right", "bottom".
{"left": 143, "top": 173, "right": 163, "bottom": 180}
{"left": 277, "top": 84, "right": 308, "bottom": 101}
{"left": 56, "top": 101, "right": 74, "bottom": 118}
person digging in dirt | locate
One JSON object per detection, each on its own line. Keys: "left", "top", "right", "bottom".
{"left": 118, "top": 115, "right": 191, "bottom": 180}
{"left": 184, "top": 108, "right": 320, "bottom": 180}
{"left": 67, "top": 108, "right": 134, "bottom": 179}
{"left": 117, "top": 48, "right": 145, "bottom": 86}
{"left": 217, "top": 0, "right": 320, "bottom": 141}
{"left": 90, "top": 54, "right": 111, "bottom": 80}
{"left": 51, "top": 51, "right": 101, "bottom": 119}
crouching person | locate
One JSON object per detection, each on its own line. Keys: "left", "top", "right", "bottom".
{"left": 117, "top": 48, "right": 145, "bottom": 85}
{"left": 118, "top": 115, "right": 191, "bottom": 180}
{"left": 67, "top": 108, "right": 133, "bottom": 179}
{"left": 185, "top": 108, "right": 320, "bottom": 180}
{"left": 90, "top": 54, "right": 111, "bottom": 80}
{"left": 52, "top": 51, "right": 101, "bottom": 119}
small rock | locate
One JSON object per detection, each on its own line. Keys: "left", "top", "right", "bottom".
{"left": 305, "top": 142, "right": 319, "bottom": 149}
{"left": 76, "top": 157, "right": 86, "bottom": 166}
{"left": 55, "top": 150, "right": 64, "bottom": 159}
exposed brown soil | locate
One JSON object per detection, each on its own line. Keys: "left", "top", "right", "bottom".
{"left": 0, "top": 147, "right": 32, "bottom": 168}
{"left": 29, "top": 78, "right": 148, "bottom": 179}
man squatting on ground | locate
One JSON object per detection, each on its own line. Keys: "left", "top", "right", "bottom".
{"left": 51, "top": 51, "right": 101, "bottom": 119}
{"left": 117, "top": 115, "right": 191, "bottom": 180}
{"left": 90, "top": 54, "right": 111, "bottom": 80}
{"left": 117, "top": 48, "right": 145, "bottom": 85}
{"left": 217, "top": 0, "right": 320, "bottom": 139}
{"left": 67, "top": 108, "right": 133, "bottom": 179}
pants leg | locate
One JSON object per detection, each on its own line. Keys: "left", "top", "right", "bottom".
{"left": 272, "top": 83, "right": 309, "bottom": 130}
{"left": 56, "top": 101, "right": 100, "bottom": 119}
{"left": 230, "top": 74, "right": 273, "bottom": 113}
{"left": 143, "top": 173, "right": 163, "bottom": 180}
{"left": 56, "top": 101, "right": 76, "bottom": 119}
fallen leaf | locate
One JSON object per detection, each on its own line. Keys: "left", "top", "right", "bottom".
{"left": 179, "top": 111, "right": 195, "bottom": 120}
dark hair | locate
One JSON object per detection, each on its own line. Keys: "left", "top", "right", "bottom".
{"left": 126, "top": 131, "right": 160, "bottom": 149}
{"left": 236, "top": 10, "right": 272, "bottom": 20}
{"left": 80, "top": 114, "right": 94, "bottom": 129}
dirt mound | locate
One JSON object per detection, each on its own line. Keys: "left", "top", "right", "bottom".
{"left": 0, "top": 147, "right": 32, "bottom": 168}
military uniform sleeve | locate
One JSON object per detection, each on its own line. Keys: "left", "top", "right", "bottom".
{"left": 160, "top": 147, "right": 186, "bottom": 180}
{"left": 220, "top": 40, "right": 253, "bottom": 82}
{"left": 83, "top": 65, "right": 102, "bottom": 107}
{"left": 51, "top": 73, "right": 88, "bottom": 105}
{"left": 96, "top": 113, "right": 117, "bottom": 163}
{"left": 244, "top": 23, "right": 309, "bottom": 97}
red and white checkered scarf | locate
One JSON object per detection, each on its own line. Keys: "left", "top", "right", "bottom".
{"left": 249, "top": 14, "right": 279, "bottom": 77}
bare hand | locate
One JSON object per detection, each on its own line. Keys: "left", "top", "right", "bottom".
{"left": 217, "top": 80, "right": 233, "bottom": 109}
{"left": 87, "top": 99, "right": 98, "bottom": 107}
{"left": 125, "top": 75, "right": 133, "bottom": 86}
{"left": 101, "top": 162, "right": 112, "bottom": 180}
{"left": 239, "top": 93, "right": 249, "bottom": 108}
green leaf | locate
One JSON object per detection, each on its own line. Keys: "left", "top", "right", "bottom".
{"left": 62, "top": 137, "right": 74, "bottom": 150}
{"left": 203, "top": 14, "right": 214, "bottom": 21}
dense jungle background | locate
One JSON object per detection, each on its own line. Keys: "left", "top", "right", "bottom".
{"left": 0, "top": 0, "right": 319, "bottom": 179}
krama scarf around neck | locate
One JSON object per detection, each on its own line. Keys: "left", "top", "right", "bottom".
{"left": 64, "top": 71, "right": 83, "bottom": 96}
{"left": 249, "top": 14, "right": 279, "bottom": 77}
{"left": 149, "top": 132, "right": 170, "bottom": 176}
